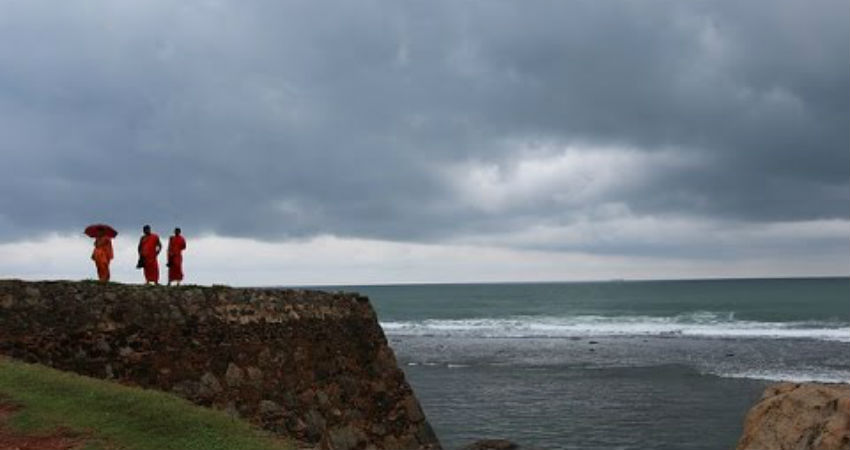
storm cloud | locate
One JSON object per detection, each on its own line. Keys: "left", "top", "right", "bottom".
{"left": 1, "top": 0, "right": 847, "bottom": 263}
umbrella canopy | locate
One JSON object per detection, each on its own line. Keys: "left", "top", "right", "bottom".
{"left": 84, "top": 224, "right": 118, "bottom": 238}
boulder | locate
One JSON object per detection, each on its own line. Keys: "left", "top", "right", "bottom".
{"left": 737, "top": 382, "right": 849, "bottom": 450}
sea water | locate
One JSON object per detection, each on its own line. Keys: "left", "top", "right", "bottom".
{"left": 341, "top": 278, "right": 849, "bottom": 450}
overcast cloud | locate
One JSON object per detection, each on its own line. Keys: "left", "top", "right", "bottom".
{"left": 0, "top": 0, "right": 847, "bottom": 282}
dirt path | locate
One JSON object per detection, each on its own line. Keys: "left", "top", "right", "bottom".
{"left": 0, "top": 402, "right": 87, "bottom": 450}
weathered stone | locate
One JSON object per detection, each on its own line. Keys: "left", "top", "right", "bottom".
{"left": 327, "top": 424, "right": 366, "bottom": 449}
{"left": 402, "top": 395, "right": 425, "bottom": 422}
{"left": 316, "top": 390, "right": 330, "bottom": 407}
{"left": 381, "top": 435, "right": 402, "bottom": 450}
{"left": 225, "top": 362, "right": 244, "bottom": 387}
{"left": 370, "top": 423, "right": 387, "bottom": 436}
{"left": 259, "top": 399, "right": 282, "bottom": 415}
{"left": 396, "top": 429, "right": 421, "bottom": 450}
{"left": 245, "top": 366, "right": 263, "bottom": 384}
{"left": 305, "top": 408, "right": 326, "bottom": 439}
{"left": 737, "top": 382, "right": 850, "bottom": 450}
{"left": 199, "top": 371, "right": 223, "bottom": 397}
{"left": 225, "top": 401, "right": 240, "bottom": 419}
{"left": 95, "top": 339, "right": 111, "bottom": 353}
{"left": 415, "top": 421, "right": 440, "bottom": 447}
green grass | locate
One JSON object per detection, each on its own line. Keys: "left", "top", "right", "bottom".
{"left": 0, "top": 358, "right": 293, "bottom": 450}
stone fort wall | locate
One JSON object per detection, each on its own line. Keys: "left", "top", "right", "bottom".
{"left": 0, "top": 279, "right": 439, "bottom": 449}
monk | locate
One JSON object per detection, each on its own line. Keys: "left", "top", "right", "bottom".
{"left": 91, "top": 231, "right": 113, "bottom": 282}
{"left": 138, "top": 225, "right": 162, "bottom": 285}
{"left": 167, "top": 227, "right": 187, "bottom": 286}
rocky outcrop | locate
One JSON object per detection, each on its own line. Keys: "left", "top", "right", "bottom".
{"left": 737, "top": 382, "right": 849, "bottom": 450}
{"left": 0, "top": 279, "right": 440, "bottom": 450}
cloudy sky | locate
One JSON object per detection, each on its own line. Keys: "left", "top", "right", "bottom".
{"left": 1, "top": 0, "right": 848, "bottom": 285}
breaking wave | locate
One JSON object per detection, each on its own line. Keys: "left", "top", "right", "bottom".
{"left": 380, "top": 311, "right": 850, "bottom": 342}
{"left": 709, "top": 367, "right": 850, "bottom": 383}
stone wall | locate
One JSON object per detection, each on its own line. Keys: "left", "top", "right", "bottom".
{"left": 737, "top": 382, "right": 849, "bottom": 450}
{"left": 0, "top": 279, "right": 440, "bottom": 450}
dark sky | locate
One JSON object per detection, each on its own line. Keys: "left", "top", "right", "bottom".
{"left": 1, "top": 0, "right": 847, "bottom": 269}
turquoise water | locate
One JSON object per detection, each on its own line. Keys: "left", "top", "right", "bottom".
{"left": 334, "top": 278, "right": 850, "bottom": 449}
{"left": 360, "top": 277, "right": 849, "bottom": 323}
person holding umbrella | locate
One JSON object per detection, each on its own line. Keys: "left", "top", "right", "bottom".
{"left": 85, "top": 224, "right": 116, "bottom": 283}
{"left": 138, "top": 225, "right": 162, "bottom": 285}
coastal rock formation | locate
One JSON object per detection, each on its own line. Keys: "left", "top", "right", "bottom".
{"left": 736, "top": 382, "right": 849, "bottom": 450}
{"left": 0, "top": 279, "right": 440, "bottom": 450}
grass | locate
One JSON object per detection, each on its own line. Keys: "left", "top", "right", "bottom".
{"left": 0, "top": 358, "right": 294, "bottom": 450}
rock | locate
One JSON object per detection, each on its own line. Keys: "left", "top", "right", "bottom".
{"left": 225, "top": 362, "right": 244, "bottom": 387}
{"left": 459, "top": 440, "right": 520, "bottom": 450}
{"left": 171, "top": 380, "right": 200, "bottom": 399}
{"left": 304, "top": 408, "right": 326, "bottom": 439}
{"left": 245, "top": 366, "right": 263, "bottom": 385}
{"left": 225, "top": 401, "right": 240, "bottom": 419}
{"left": 95, "top": 339, "right": 111, "bottom": 353}
{"left": 199, "top": 372, "right": 223, "bottom": 397}
{"left": 259, "top": 400, "right": 282, "bottom": 416}
{"left": 737, "top": 382, "right": 850, "bottom": 450}
{"left": 415, "top": 421, "right": 440, "bottom": 447}
{"left": 381, "top": 435, "right": 402, "bottom": 449}
{"left": 1, "top": 294, "right": 14, "bottom": 308}
{"left": 326, "top": 424, "right": 366, "bottom": 449}
{"left": 402, "top": 395, "right": 425, "bottom": 422}
{"left": 316, "top": 390, "right": 330, "bottom": 407}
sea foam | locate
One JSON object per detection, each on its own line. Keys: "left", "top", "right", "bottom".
{"left": 380, "top": 312, "right": 850, "bottom": 342}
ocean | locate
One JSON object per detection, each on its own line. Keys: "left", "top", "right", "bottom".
{"left": 340, "top": 278, "right": 850, "bottom": 450}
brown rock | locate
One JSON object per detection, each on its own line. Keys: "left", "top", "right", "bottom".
{"left": 245, "top": 366, "right": 263, "bottom": 385}
{"left": 225, "top": 362, "right": 244, "bottom": 387}
{"left": 737, "top": 382, "right": 850, "bottom": 450}
{"left": 402, "top": 395, "right": 425, "bottom": 422}
{"left": 326, "top": 424, "right": 367, "bottom": 449}
{"left": 199, "top": 372, "right": 223, "bottom": 397}
{"left": 305, "top": 408, "right": 327, "bottom": 440}
{"left": 259, "top": 400, "right": 282, "bottom": 415}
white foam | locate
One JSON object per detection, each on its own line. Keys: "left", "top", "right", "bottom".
{"left": 446, "top": 364, "right": 469, "bottom": 369}
{"left": 711, "top": 368, "right": 850, "bottom": 384}
{"left": 380, "top": 312, "right": 850, "bottom": 342}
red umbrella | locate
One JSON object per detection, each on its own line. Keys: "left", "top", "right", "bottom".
{"left": 84, "top": 224, "right": 118, "bottom": 238}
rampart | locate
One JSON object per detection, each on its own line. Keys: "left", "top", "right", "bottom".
{"left": 0, "top": 279, "right": 440, "bottom": 450}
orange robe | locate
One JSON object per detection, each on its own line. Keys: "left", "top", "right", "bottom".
{"left": 92, "top": 236, "right": 113, "bottom": 282}
{"left": 167, "top": 235, "right": 186, "bottom": 282}
{"left": 139, "top": 233, "right": 161, "bottom": 283}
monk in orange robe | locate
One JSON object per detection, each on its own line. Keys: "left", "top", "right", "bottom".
{"left": 138, "top": 225, "right": 162, "bottom": 284}
{"left": 91, "top": 232, "right": 113, "bottom": 282}
{"left": 167, "top": 227, "right": 187, "bottom": 286}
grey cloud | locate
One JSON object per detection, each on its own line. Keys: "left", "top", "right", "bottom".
{"left": 0, "top": 0, "right": 847, "bottom": 259}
